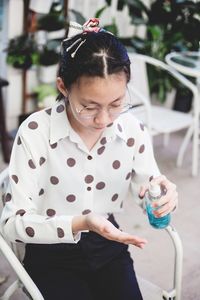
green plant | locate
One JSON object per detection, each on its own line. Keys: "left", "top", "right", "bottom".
{"left": 5, "top": 34, "right": 39, "bottom": 69}
{"left": 33, "top": 84, "right": 57, "bottom": 105}
{"left": 37, "top": 2, "right": 66, "bottom": 32}
{"left": 39, "top": 47, "right": 59, "bottom": 66}
{"left": 104, "top": 0, "right": 200, "bottom": 102}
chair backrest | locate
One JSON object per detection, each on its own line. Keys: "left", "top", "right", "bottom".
{"left": 128, "top": 53, "right": 199, "bottom": 111}
{"left": 0, "top": 167, "right": 44, "bottom": 300}
{"left": 128, "top": 53, "right": 199, "bottom": 132}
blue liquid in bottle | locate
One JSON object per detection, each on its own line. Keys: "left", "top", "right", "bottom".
{"left": 145, "top": 183, "right": 171, "bottom": 229}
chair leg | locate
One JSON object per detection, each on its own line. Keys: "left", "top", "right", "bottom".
{"left": 192, "top": 120, "right": 199, "bottom": 177}
{"left": 163, "top": 133, "right": 170, "bottom": 147}
{"left": 177, "top": 125, "right": 193, "bottom": 167}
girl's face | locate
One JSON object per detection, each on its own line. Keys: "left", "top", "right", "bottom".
{"left": 57, "top": 73, "right": 127, "bottom": 134}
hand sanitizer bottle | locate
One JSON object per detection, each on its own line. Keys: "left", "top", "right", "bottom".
{"left": 145, "top": 182, "right": 171, "bottom": 229}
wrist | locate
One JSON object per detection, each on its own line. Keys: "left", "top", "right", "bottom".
{"left": 72, "top": 215, "right": 89, "bottom": 233}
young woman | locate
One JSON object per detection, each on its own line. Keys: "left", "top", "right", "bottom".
{"left": 1, "top": 19, "right": 177, "bottom": 300}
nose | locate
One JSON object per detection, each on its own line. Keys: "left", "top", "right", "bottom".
{"left": 94, "top": 108, "right": 111, "bottom": 126}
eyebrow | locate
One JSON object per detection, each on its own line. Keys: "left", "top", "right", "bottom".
{"left": 80, "top": 95, "right": 125, "bottom": 105}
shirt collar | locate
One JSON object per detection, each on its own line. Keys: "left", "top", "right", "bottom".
{"left": 49, "top": 100, "right": 127, "bottom": 145}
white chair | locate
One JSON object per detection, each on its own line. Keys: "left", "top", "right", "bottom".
{"left": 128, "top": 53, "right": 199, "bottom": 176}
{"left": 0, "top": 167, "right": 183, "bottom": 300}
{"left": 0, "top": 168, "right": 44, "bottom": 300}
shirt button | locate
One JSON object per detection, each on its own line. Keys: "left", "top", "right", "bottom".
{"left": 87, "top": 155, "right": 93, "bottom": 160}
{"left": 87, "top": 187, "right": 92, "bottom": 191}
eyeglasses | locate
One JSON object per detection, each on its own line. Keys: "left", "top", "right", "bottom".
{"left": 74, "top": 102, "right": 135, "bottom": 119}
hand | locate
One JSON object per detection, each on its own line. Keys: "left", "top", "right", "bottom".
{"left": 85, "top": 213, "right": 147, "bottom": 249}
{"left": 139, "top": 175, "right": 178, "bottom": 218}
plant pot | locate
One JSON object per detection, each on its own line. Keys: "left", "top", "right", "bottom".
{"left": 47, "top": 29, "right": 66, "bottom": 40}
{"left": 29, "top": 0, "right": 53, "bottom": 14}
{"left": 173, "top": 88, "right": 193, "bottom": 113}
{"left": 38, "top": 64, "right": 58, "bottom": 84}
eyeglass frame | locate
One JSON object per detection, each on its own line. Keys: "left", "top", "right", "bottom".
{"left": 67, "top": 95, "right": 135, "bottom": 120}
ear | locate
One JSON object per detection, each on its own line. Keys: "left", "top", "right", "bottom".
{"left": 56, "top": 77, "right": 68, "bottom": 97}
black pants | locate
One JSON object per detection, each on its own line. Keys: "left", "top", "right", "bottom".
{"left": 23, "top": 215, "right": 143, "bottom": 300}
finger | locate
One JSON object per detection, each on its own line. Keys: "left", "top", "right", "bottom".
{"left": 154, "top": 189, "right": 178, "bottom": 207}
{"left": 154, "top": 195, "right": 178, "bottom": 217}
{"left": 138, "top": 185, "right": 148, "bottom": 199}
{"left": 117, "top": 232, "right": 148, "bottom": 246}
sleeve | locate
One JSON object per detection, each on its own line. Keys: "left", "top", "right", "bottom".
{"left": 130, "top": 124, "right": 161, "bottom": 208}
{"left": 0, "top": 126, "right": 81, "bottom": 244}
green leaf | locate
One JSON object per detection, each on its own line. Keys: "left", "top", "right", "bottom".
{"left": 95, "top": 5, "right": 108, "bottom": 18}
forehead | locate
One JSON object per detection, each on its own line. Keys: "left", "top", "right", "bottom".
{"left": 70, "top": 73, "right": 127, "bottom": 102}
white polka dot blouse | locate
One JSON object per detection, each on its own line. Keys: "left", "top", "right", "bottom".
{"left": 0, "top": 100, "right": 160, "bottom": 244}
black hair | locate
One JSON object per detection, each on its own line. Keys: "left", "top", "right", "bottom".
{"left": 57, "top": 31, "right": 130, "bottom": 100}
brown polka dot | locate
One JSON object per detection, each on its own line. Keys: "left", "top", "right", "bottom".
{"left": 5, "top": 193, "right": 12, "bottom": 202}
{"left": 84, "top": 175, "right": 94, "bottom": 184}
{"left": 12, "top": 175, "right": 18, "bottom": 184}
{"left": 133, "top": 156, "right": 135, "bottom": 161}
{"left": 56, "top": 104, "right": 65, "bottom": 113}
{"left": 66, "top": 194, "right": 76, "bottom": 202}
{"left": 25, "top": 227, "right": 35, "bottom": 237}
{"left": 120, "top": 201, "right": 123, "bottom": 208}
{"left": 2, "top": 194, "right": 5, "bottom": 204}
{"left": 50, "top": 141, "right": 57, "bottom": 149}
{"left": 57, "top": 227, "right": 65, "bottom": 238}
{"left": 132, "top": 169, "right": 136, "bottom": 176}
{"left": 67, "top": 158, "right": 76, "bottom": 167}
{"left": 39, "top": 188, "right": 44, "bottom": 196}
{"left": 15, "top": 239, "right": 23, "bottom": 243}
{"left": 112, "top": 160, "right": 121, "bottom": 169}
{"left": 117, "top": 124, "right": 122, "bottom": 132}
{"left": 97, "top": 146, "right": 105, "bottom": 155}
{"left": 17, "top": 136, "right": 22, "bottom": 145}
{"left": 96, "top": 182, "right": 105, "bottom": 190}
{"left": 107, "top": 123, "right": 113, "bottom": 127}
{"left": 82, "top": 209, "right": 91, "bottom": 215}
{"left": 149, "top": 175, "right": 154, "bottom": 182}
{"left": 45, "top": 108, "right": 52, "bottom": 115}
{"left": 87, "top": 187, "right": 92, "bottom": 191}
{"left": 28, "top": 121, "right": 38, "bottom": 130}
{"left": 50, "top": 176, "right": 59, "bottom": 185}
{"left": 127, "top": 138, "right": 135, "bottom": 147}
{"left": 139, "top": 144, "right": 145, "bottom": 153}
{"left": 16, "top": 209, "right": 26, "bottom": 216}
{"left": 39, "top": 157, "right": 46, "bottom": 166}
{"left": 100, "top": 137, "right": 107, "bottom": 145}
{"left": 140, "top": 123, "right": 145, "bottom": 131}
{"left": 87, "top": 155, "right": 93, "bottom": 160}
{"left": 28, "top": 159, "right": 36, "bottom": 169}
{"left": 111, "top": 194, "right": 118, "bottom": 202}
{"left": 46, "top": 209, "right": 56, "bottom": 217}
{"left": 126, "top": 172, "right": 131, "bottom": 180}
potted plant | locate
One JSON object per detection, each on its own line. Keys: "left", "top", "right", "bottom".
{"left": 38, "top": 46, "right": 59, "bottom": 83}
{"left": 33, "top": 83, "right": 57, "bottom": 109}
{"left": 37, "top": 2, "right": 66, "bottom": 40}
{"left": 5, "top": 34, "right": 39, "bottom": 70}
{"left": 104, "top": 0, "right": 200, "bottom": 109}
